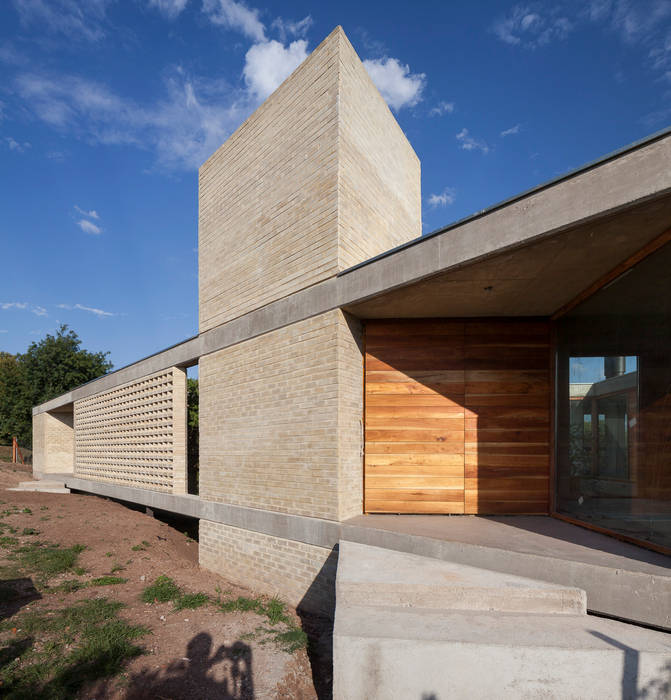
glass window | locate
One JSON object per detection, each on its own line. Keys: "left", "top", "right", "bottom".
{"left": 556, "top": 243, "right": 671, "bottom": 549}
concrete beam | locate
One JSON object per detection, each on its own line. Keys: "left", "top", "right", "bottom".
{"left": 63, "top": 477, "right": 341, "bottom": 550}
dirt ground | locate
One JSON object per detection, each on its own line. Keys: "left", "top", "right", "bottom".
{"left": 0, "top": 462, "right": 327, "bottom": 699}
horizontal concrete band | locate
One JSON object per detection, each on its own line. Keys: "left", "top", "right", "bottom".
{"left": 34, "top": 132, "right": 671, "bottom": 415}
{"left": 63, "top": 477, "right": 340, "bottom": 550}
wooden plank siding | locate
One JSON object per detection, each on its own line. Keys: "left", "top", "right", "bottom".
{"left": 364, "top": 319, "right": 551, "bottom": 514}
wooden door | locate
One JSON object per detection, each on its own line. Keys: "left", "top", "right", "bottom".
{"left": 364, "top": 319, "right": 551, "bottom": 514}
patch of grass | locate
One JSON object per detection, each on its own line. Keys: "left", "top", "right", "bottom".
{"left": 266, "top": 626, "right": 308, "bottom": 654}
{"left": 39, "top": 517, "right": 50, "bottom": 522}
{"left": 0, "top": 598, "right": 149, "bottom": 698}
{"left": 40, "top": 506, "right": 48, "bottom": 511}
{"left": 49, "top": 576, "right": 127, "bottom": 594}
{"left": 215, "top": 593, "right": 306, "bottom": 653}
{"left": 21, "top": 508, "right": 32, "bottom": 515}
{"left": 0, "top": 536, "right": 19, "bottom": 549}
{"left": 21, "top": 528, "right": 39, "bottom": 536}
{"left": 105, "top": 552, "right": 113, "bottom": 557}
{"left": 10, "top": 542, "right": 86, "bottom": 582}
{"left": 90, "top": 576, "right": 127, "bottom": 587}
{"left": 110, "top": 563, "right": 125, "bottom": 574}
{"left": 141, "top": 575, "right": 180, "bottom": 604}
{"left": 173, "top": 593, "right": 209, "bottom": 611}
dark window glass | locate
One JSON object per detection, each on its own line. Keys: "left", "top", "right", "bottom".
{"left": 556, "top": 243, "right": 671, "bottom": 548}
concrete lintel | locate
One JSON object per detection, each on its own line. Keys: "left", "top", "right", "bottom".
{"left": 63, "top": 477, "right": 341, "bottom": 550}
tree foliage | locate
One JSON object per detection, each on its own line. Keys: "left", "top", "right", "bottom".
{"left": 0, "top": 325, "right": 112, "bottom": 446}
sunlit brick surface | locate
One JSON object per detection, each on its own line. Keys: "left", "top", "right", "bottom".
{"left": 73, "top": 367, "right": 187, "bottom": 493}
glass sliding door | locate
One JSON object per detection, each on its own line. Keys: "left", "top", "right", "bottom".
{"left": 556, "top": 243, "right": 671, "bottom": 549}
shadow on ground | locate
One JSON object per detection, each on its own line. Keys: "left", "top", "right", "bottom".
{"left": 0, "top": 577, "right": 41, "bottom": 621}
{"left": 123, "top": 632, "right": 254, "bottom": 699}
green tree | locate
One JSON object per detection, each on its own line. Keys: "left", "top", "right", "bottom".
{"left": 0, "top": 352, "right": 26, "bottom": 445}
{"left": 0, "top": 325, "right": 112, "bottom": 446}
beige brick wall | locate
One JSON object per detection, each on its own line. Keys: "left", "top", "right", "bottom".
{"left": 337, "top": 31, "right": 421, "bottom": 269}
{"left": 198, "top": 26, "right": 421, "bottom": 333}
{"left": 199, "top": 309, "right": 363, "bottom": 520}
{"left": 73, "top": 367, "right": 187, "bottom": 493}
{"left": 32, "top": 409, "right": 74, "bottom": 475}
{"left": 199, "top": 519, "right": 337, "bottom": 615}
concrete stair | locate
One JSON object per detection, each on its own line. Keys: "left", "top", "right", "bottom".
{"left": 333, "top": 542, "right": 671, "bottom": 699}
{"left": 8, "top": 480, "right": 70, "bottom": 494}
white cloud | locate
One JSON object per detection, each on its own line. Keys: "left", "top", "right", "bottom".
{"left": 428, "top": 187, "right": 456, "bottom": 208}
{"left": 456, "top": 128, "right": 490, "bottom": 154}
{"left": 243, "top": 39, "right": 309, "bottom": 100}
{"left": 202, "top": 0, "right": 266, "bottom": 42}
{"left": 590, "top": 0, "right": 671, "bottom": 44}
{"left": 501, "top": 123, "right": 521, "bottom": 137}
{"left": 16, "top": 69, "right": 250, "bottom": 171}
{"left": 1, "top": 302, "right": 47, "bottom": 317}
{"left": 363, "top": 57, "right": 426, "bottom": 110}
{"left": 493, "top": 4, "right": 573, "bottom": 48}
{"left": 587, "top": 1, "right": 671, "bottom": 78}
{"left": 77, "top": 219, "right": 103, "bottom": 235}
{"left": 271, "top": 15, "right": 312, "bottom": 42}
{"left": 58, "top": 303, "right": 116, "bottom": 317}
{"left": 429, "top": 101, "right": 455, "bottom": 117}
{"left": 0, "top": 330, "right": 7, "bottom": 333}
{"left": 5, "top": 136, "right": 31, "bottom": 152}
{"left": 74, "top": 205, "right": 99, "bottom": 219}
{"left": 12, "top": 0, "right": 113, "bottom": 42}
{"left": 148, "top": 0, "right": 189, "bottom": 20}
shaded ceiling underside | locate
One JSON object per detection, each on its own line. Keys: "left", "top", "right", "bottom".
{"left": 344, "top": 193, "right": 671, "bottom": 319}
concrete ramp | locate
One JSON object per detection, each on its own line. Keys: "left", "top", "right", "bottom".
{"left": 337, "top": 541, "right": 586, "bottom": 614}
{"left": 334, "top": 542, "right": 671, "bottom": 699}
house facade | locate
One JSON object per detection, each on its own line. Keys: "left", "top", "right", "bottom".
{"left": 32, "top": 27, "right": 670, "bottom": 624}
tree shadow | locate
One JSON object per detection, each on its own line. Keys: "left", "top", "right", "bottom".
{"left": 0, "top": 576, "right": 41, "bottom": 621}
{"left": 123, "top": 632, "right": 253, "bottom": 700}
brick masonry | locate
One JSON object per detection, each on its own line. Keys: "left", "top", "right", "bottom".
{"left": 199, "top": 309, "right": 363, "bottom": 521}
{"left": 199, "top": 519, "right": 338, "bottom": 615}
{"left": 198, "top": 26, "right": 420, "bottom": 332}
{"left": 73, "top": 367, "right": 187, "bottom": 493}
{"left": 32, "top": 409, "right": 74, "bottom": 475}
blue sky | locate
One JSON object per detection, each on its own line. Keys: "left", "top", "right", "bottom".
{"left": 1, "top": 0, "right": 670, "bottom": 371}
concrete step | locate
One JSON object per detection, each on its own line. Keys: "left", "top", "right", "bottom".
{"left": 334, "top": 604, "right": 671, "bottom": 700}
{"left": 8, "top": 480, "right": 70, "bottom": 494}
{"left": 337, "top": 541, "right": 586, "bottom": 615}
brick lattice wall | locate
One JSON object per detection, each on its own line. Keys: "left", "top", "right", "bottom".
{"left": 73, "top": 367, "right": 187, "bottom": 493}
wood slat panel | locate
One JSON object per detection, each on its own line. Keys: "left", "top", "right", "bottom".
{"left": 364, "top": 501, "right": 465, "bottom": 514}
{"left": 364, "top": 319, "right": 551, "bottom": 515}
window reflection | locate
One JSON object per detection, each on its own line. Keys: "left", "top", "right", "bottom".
{"left": 557, "top": 242, "right": 671, "bottom": 549}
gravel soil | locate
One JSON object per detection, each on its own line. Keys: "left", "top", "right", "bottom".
{"left": 0, "top": 462, "right": 322, "bottom": 699}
